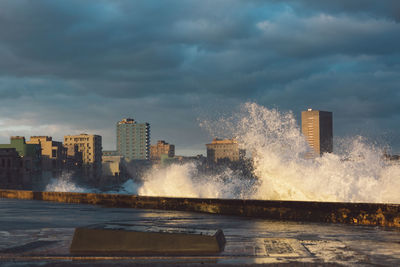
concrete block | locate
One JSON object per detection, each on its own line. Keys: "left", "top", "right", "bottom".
{"left": 70, "top": 223, "right": 226, "bottom": 255}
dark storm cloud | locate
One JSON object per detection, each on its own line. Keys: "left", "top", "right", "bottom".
{"left": 0, "top": 0, "right": 399, "bottom": 153}
{"left": 283, "top": 0, "right": 400, "bottom": 21}
{"left": 255, "top": 14, "right": 400, "bottom": 58}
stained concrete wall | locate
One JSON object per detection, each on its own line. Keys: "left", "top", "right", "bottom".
{"left": 0, "top": 189, "right": 399, "bottom": 228}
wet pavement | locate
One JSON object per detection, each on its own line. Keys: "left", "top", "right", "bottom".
{"left": 0, "top": 198, "right": 399, "bottom": 266}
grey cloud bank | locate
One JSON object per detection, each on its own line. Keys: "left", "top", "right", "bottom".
{"left": 0, "top": 0, "right": 399, "bottom": 154}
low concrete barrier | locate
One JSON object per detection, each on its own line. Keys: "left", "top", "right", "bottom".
{"left": 70, "top": 223, "right": 226, "bottom": 255}
{"left": 0, "top": 189, "right": 399, "bottom": 228}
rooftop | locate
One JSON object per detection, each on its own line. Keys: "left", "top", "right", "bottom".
{"left": 118, "top": 118, "right": 136, "bottom": 124}
{"left": 207, "top": 138, "right": 238, "bottom": 145}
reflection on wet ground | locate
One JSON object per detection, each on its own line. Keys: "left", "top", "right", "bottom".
{"left": 0, "top": 198, "right": 399, "bottom": 265}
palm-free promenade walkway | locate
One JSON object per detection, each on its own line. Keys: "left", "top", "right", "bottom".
{"left": 0, "top": 198, "right": 399, "bottom": 266}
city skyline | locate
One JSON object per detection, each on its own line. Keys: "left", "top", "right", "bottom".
{"left": 0, "top": 105, "right": 397, "bottom": 159}
{"left": 0, "top": 1, "right": 399, "bottom": 155}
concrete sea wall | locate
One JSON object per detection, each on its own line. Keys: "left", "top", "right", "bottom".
{"left": 0, "top": 189, "right": 399, "bottom": 228}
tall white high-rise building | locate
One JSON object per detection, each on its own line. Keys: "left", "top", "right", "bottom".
{"left": 116, "top": 118, "right": 150, "bottom": 161}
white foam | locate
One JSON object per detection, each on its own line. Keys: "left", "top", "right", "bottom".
{"left": 137, "top": 163, "right": 255, "bottom": 198}
{"left": 116, "top": 179, "right": 140, "bottom": 195}
{"left": 45, "top": 172, "right": 89, "bottom": 193}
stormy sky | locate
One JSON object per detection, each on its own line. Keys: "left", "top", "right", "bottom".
{"left": 0, "top": 0, "right": 399, "bottom": 155}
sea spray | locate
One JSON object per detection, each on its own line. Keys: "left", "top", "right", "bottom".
{"left": 45, "top": 172, "right": 91, "bottom": 193}
{"left": 115, "top": 179, "right": 140, "bottom": 195}
{"left": 137, "top": 162, "right": 256, "bottom": 198}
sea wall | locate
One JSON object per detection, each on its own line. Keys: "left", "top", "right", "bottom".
{"left": 0, "top": 189, "right": 399, "bottom": 228}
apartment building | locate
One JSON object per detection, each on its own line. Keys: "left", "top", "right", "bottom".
{"left": 63, "top": 134, "right": 102, "bottom": 181}
{"left": 116, "top": 118, "right": 150, "bottom": 161}
{"left": 206, "top": 138, "right": 242, "bottom": 163}
{"left": 27, "top": 136, "right": 66, "bottom": 176}
{"left": 0, "top": 136, "right": 42, "bottom": 187}
{"left": 301, "top": 109, "right": 333, "bottom": 156}
{"left": 150, "top": 140, "right": 175, "bottom": 161}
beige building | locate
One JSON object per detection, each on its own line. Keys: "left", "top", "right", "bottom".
{"left": 150, "top": 140, "right": 175, "bottom": 161}
{"left": 102, "top": 155, "right": 124, "bottom": 178}
{"left": 206, "top": 138, "right": 241, "bottom": 163}
{"left": 101, "top": 155, "right": 128, "bottom": 185}
{"left": 63, "top": 134, "right": 102, "bottom": 181}
{"left": 301, "top": 109, "right": 333, "bottom": 156}
{"left": 27, "top": 136, "right": 66, "bottom": 176}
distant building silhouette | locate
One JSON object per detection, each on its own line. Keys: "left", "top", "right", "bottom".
{"left": 301, "top": 109, "right": 333, "bottom": 156}
{"left": 116, "top": 118, "right": 150, "bottom": 161}
{"left": 0, "top": 136, "right": 42, "bottom": 188}
{"left": 0, "top": 148, "right": 25, "bottom": 189}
